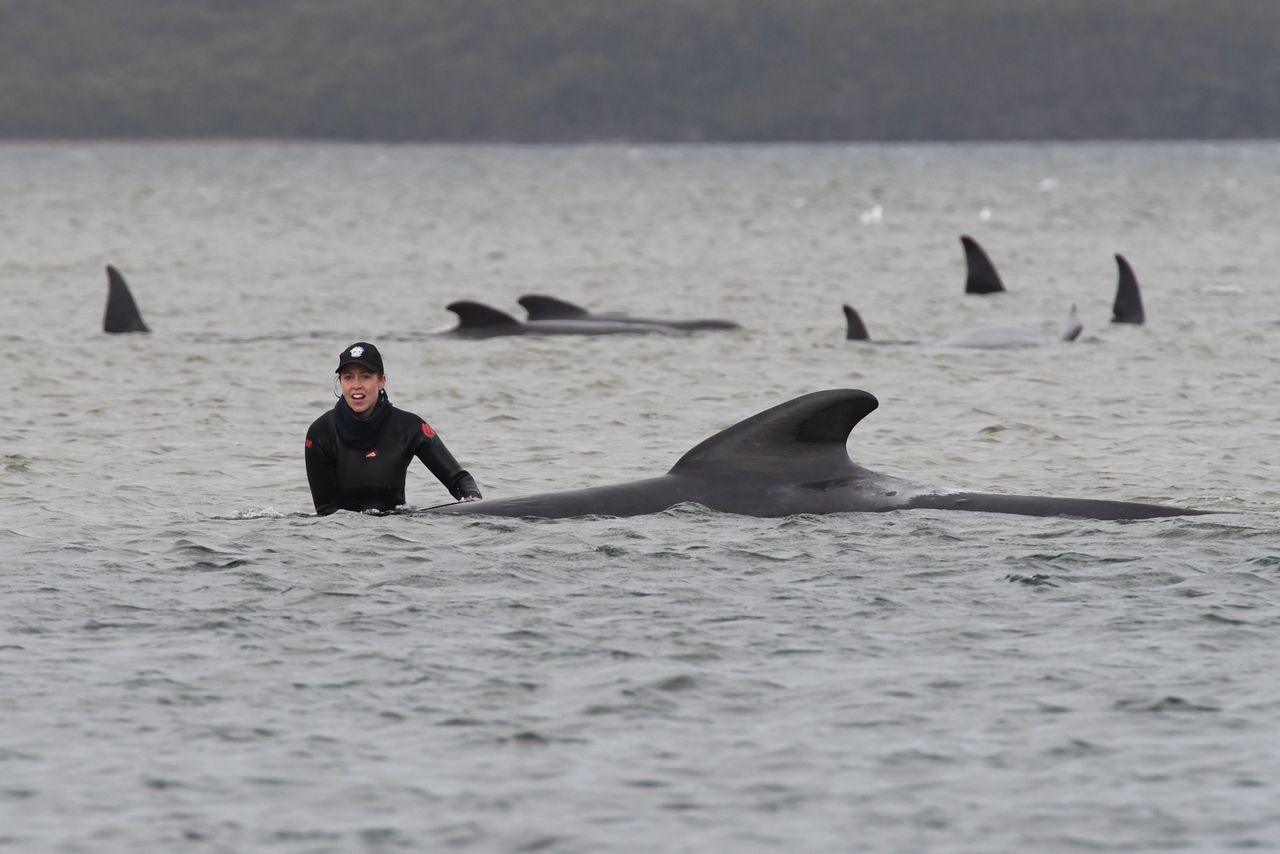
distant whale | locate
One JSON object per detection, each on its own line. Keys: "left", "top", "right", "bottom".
{"left": 1111, "top": 254, "right": 1146, "bottom": 324}
{"left": 97, "top": 276, "right": 676, "bottom": 340}
{"left": 431, "top": 389, "right": 1208, "bottom": 520}
{"left": 104, "top": 265, "right": 150, "bottom": 333}
{"left": 517, "top": 294, "right": 741, "bottom": 331}
{"left": 841, "top": 306, "right": 919, "bottom": 346}
{"left": 100, "top": 267, "right": 337, "bottom": 342}
{"left": 843, "top": 304, "right": 1082, "bottom": 349}
{"left": 962, "top": 235, "right": 1006, "bottom": 295}
{"left": 443, "top": 301, "right": 675, "bottom": 338}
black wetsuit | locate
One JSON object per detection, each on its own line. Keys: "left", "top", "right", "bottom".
{"left": 305, "top": 393, "right": 481, "bottom": 515}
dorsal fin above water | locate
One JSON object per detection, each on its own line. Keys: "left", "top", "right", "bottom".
{"left": 446, "top": 300, "right": 521, "bottom": 328}
{"left": 1059, "top": 303, "right": 1083, "bottom": 342}
{"left": 518, "top": 294, "right": 591, "bottom": 320}
{"left": 843, "top": 304, "right": 871, "bottom": 341}
{"left": 961, "top": 235, "right": 1006, "bottom": 294}
{"left": 1112, "top": 254, "right": 1146, "bottom": 324}
{"left": 104, "top": 265, "right": 150, "bottom": 333}
{"left": 669, "top": 389, "right": 878, "bottom": 480}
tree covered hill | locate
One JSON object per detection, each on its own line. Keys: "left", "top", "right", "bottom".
{"left": 2, "top": 0, "right": 1277, "bottom": 141}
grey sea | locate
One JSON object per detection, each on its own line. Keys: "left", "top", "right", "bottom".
{"left": 2, "top": 141, "right": 1278, "bottom": 853}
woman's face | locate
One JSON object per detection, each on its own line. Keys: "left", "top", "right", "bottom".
{"left": 338, "top": 364, "right": 386, "bottom": 417}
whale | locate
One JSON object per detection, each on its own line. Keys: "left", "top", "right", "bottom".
{"left": 97, "top": 277, "right": 673, "bottom": 341}
{"left": 841, "top": 306, "right": 920, "bottom": 346}
{"left": 1111, "top": 254, "right": 1146, "bottom": 324}
{"left": 843, "top": 304, "right": 1082, "bottom": 349}
{"left": 430, "top": 389, "right": 1208, "bottom": 520}
{"left": 104, "top": 265, "right": 150, "bottom": 333}
{"left": 100, "top": 266, "right": 345, "bottom": 342}
{"left": 962, "top": 235, "right": 1006, "bottom": 295}
{"left": 517, "top": 294, "right": 741, "bottom": 331}
{"left": 442, "top": 300, "right": 676, "bottom": 338}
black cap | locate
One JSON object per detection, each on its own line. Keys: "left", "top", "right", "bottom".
{"left": 335, "top": 342, "right": 384, "bottom": 374}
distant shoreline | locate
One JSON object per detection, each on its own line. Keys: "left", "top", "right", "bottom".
{"left": 3, "top": 1, "right": 1276, "bottom": 142}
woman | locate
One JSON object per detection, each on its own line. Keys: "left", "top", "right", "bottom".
{"left": 305, "top": 342, "right": 482, "bottom": 515}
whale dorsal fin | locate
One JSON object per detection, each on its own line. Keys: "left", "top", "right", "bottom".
{"left": 669, "top": 389, "right": 878, "bottom": 481}
{"left": 518, "top": 294, "right": 591, "bottom": 320}
{"left": 961, "top": 235, "right": 1006, "bottom": 294}
{"left": 447, "top": 301, "right": 521, "bottom": 328}
{"left": 1059, "top": 303, "right": 1083, "bottom": 342}
{"left": 1111, "top": 254, "right": 1145, "bottom": 324}
{"left": 104, "top": 265, "right": 150, "bottom": 333}
{"left": 843, "top": 304, "right": 871, "bottom": 341}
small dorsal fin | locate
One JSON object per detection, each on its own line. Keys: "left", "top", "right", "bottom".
{"left": 518, "top": 294, "right": 591, "bottom": 320}
{"left": 843, "top": 304, "right": 871, "bottom": 341}
{"left": 446, "top": 301, "right": 520, "bottom": 328}
{"left": 961, "top": 235, "right": 1006, "bottom": 294}
{"left": 1111, "top": 254, "right": 1145, "bottom": 324}
{"left": 669, "top": 389, "right": 878, "bottom": 481}
{"left": 1059, "top": 303, "right": 1083, "bottom": 342}
{"left": 104, "top": 265, "right": 150, "bottom": 333}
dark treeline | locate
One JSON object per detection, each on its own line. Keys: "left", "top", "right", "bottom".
{"left": 2, "top": 0, "right": 1278, "bottom": 142}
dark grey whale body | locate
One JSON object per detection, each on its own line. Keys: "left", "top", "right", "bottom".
{"left": 1112, "top": 254, "right": 1146, "bottom": 324}
{"left": 962, "top": 235, "right": 1006, "bottom": 295}
{"left": 98, "top": 276, "right": 677, "bottom": 340}
{"left": 100, "top": 265, "right": 352, "bottom": 342}
{"left": 104, "top": 266, "right": 150, "bottom": 333}
{"left": 518, "top": 294, "right": 741, "bottom": 331}
{"left": 432, "top": 390, "right": 1208, "bottom": 521}
{"left": 961, "top": 238, "right": 1147, "bottom": 325}
{"left": 443, "top": 301, "right": 675, "bottom": 338}
{"left": 842, "top": 306, "right": 920, "bottom": 346}
{"left": 442, "top": 300, "right": 672, "bottom": 338}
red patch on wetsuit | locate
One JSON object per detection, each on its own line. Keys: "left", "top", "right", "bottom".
{"left": 365, "top": 450, "right": 378, "bottom": 459}
{"left": 421, "top": 422, "right": 437, "bottom": 439}
{"left": 305, "top": 439, "right": 313, "bottom": 449}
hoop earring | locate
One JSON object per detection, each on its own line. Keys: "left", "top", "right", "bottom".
{"left": 332, "top": 377, "right": 342, "bottom": 399}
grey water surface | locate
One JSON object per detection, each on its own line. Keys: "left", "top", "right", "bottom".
{"left": 1, "top": 141, "right": 1278, "bottom": 853}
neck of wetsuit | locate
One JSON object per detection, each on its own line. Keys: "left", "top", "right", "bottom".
{"left": 335, "top": 389, "right": 392, "bottom": 450}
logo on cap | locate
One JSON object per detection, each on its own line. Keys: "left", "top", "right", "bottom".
{"left": 350, "top": 346, "right": 364, "bottom": 358}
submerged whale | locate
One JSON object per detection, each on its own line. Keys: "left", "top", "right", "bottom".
{"left": 97, "top": 275, "right": 679, "bottom": 341}
{"left": 1111, "top": 254, "right": 1146, "bottom": 324}
{"left": 517, "top": 294, "right": 741, "bottom": 331}
{"left": 962, "top": 235, "right": 1006, "bottom": 295}
{"left": 431, "top": 390, "right": 1208, "bottom": 520}
{"left": 843, "top": 304, "right": 1082, "bottom": 349}
{"left": 104, "top": 265, "right": 150, "bottom": 333}
{"left": 442, "top": 301, "right": 675, "bottom": 338}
